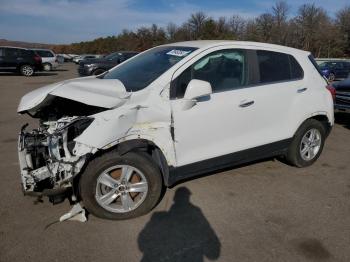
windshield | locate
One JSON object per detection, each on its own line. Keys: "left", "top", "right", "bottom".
{"left": 104, "top": 52, "right": 119, "bottom": 60}
{"left": 103, "top": 46, "right": 197, "bottom": 92}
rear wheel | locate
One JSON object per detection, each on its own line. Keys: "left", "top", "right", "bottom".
{"left": 20, "top": 65, "right": 34, "bottom": 76}
{"left": 79, "top": 151, "right": 162, "bottom": 220}
{"left": 285, "top": 119, "right": 326, "bottom": 167}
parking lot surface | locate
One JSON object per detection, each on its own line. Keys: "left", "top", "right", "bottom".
{"left": 0, "top": 63, "right": 349, "bottom": 262}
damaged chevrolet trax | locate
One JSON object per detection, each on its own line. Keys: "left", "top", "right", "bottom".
{"left": 18, "top": 41, "right": 334, "bottom": 220}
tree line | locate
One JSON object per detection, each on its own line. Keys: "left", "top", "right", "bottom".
{"left": 53, "top": 2, "right": 350, "bottom": 58}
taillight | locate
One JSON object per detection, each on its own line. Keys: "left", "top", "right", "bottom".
{"left": 326, "top": 85, "right": 336, "bottom": 101}
{"left": 34, "top": 54, "right": 42, "bottom": 63}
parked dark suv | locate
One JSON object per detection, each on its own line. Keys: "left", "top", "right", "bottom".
{"left": 78, "top": 51, "right": 138, "bottom": 76}
{"left": 328, "top": 78, "right": 350, "bottom": 113}
{"left": 0, "top": 47, "right": 43, "bottom": 76}
{"left": 319, "top": 61, "right": 350, "bottom": 81}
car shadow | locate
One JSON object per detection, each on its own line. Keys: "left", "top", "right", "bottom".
{"left": 335, "top": 112, "right": 350, "bottom": 130}
{"left": 52, "top": 69, "right": 69, "bottom": 72}
{"left": 34, "top": 72, "right": 58, "bottom": 76}
{"left": 138, "top": 187, "right": 221, "bottom": 262}
{"left": 0, "top": 72, "right": 58, "bottom": 76}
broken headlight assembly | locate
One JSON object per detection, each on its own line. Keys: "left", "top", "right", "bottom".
{"left": 18, "top": 117, "right": 94, "bottom": 195}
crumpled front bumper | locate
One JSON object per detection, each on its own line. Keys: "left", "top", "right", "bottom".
{"left": 17, "top": 125, "right": 89, "bottom": 195}
{"left": 18, "top": 132, "right": 35, "bottom": 193}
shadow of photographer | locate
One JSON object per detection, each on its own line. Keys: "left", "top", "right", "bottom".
{"left": 138, "top": 187, "right": 221, "bottom": 262}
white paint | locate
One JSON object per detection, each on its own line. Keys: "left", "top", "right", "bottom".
{"left": 18, "top": 40, "right": 334, "bottom": 171}
{"left": 17, "top": 77, "right": 130, "bottom": 112}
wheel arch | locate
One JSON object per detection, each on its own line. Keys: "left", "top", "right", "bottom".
{"left": 81, "top": 139, "right": 171, "bottom": 187}
{"left": 294, "top": 113, "right": 332, "bottom": 138}
{"left": 115, "top": 139, "right": 170, "bottom": 186}
{"left": 92, "top": 68, "right": 105, "bottom": 75}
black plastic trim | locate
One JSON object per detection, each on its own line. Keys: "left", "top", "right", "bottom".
{"left": 167, "top": 138, "right": 292, "bottom": 186}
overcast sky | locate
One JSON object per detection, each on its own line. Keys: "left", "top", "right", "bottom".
{"left": 0, "top": 0, "right": 348, "bottom": 44}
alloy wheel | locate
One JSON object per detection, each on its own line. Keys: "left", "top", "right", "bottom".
{"left": 95, "top": 165, "right": 148, "bottom": 213}
{"left": 299, "top": 128, "right": 322, "bottom": 161}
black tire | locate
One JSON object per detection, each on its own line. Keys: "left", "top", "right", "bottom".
{"left": 79, "top": 151, "right": 163, "bottom": 220}
{"left": 20, "top": 65, "right": 34, "bottom": 76}
{"left": 92, "top": 68, "right": 105, "bottom": 75}
{"left": 285, "top": 119, "right": 326, "bottom": 167}
{"left": 43, "top": 63, "right": 52, "bottom": 71}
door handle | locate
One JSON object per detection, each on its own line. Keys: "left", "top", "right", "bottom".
{"left": 297, "top": 88, "right": 307, "bottom": 93}
{"left": 239, "top": 100, "right": 254, "bottom": 108}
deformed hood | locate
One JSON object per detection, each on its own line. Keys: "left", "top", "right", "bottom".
{"left": 18, "top": 77, "right": 131, "bottom": 113}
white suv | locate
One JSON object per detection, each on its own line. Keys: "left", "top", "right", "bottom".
{"left": 32, "top": 49, "right": 59, "bottom": 71}
{"left": 18, "top": 41, "right": 334, "bottom": 220}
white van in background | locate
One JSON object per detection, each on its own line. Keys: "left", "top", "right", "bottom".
{"left": 32, "top": 49, "right": 59, "bottom": 71}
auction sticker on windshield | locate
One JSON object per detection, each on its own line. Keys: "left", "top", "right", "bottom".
{"left": 166, "top": 50, "right": 191, "bottom": 57}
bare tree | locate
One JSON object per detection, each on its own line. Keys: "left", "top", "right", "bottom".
{"left": 336, "top": 6, "right": 350, "bottom": 56}
{"left": 188, "top": 12, "right": 208, "bottom": 38}
{"left": 255, "top": 13, "right": 274, "bottom": 42}
{"left": 166, "top": 22, "right": 177, "bottom": 41}
{"left": 271, "top": 1, "right": 290, "bottom": 44}
{"left": 229, "top": 15, "right": 246, "bottom": 39}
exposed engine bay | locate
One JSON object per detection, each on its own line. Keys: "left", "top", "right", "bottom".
{"left": 18, "top": 116, "right": 96, "bottom": 196}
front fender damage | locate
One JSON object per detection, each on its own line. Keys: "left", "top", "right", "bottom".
{"left": 17, "top": 83, "right": 173, "bottom": 222}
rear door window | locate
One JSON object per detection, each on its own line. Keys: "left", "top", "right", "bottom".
{"left": 256, "top": 50, "right": 303, "bottom": 84}
{"left": 5, "top": 48, "right": 20, "bottom": 57}
{"left": 36, "top": 50, "right": 54, "bottom": 57}
{"left": 289, "top": 55, "right": 303, "bottom": 79}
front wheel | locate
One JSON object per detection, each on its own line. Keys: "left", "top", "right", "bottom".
{"left": 43, "top": 63, "right": 52, "bottom": 71}
{"left": 285, "top": 119, "right": 326, "bottom": 167}
{"left": 92, "top": 68, "right": 105, "bottom": 75}
{"left": 20, "top": 65, "right": 34, "bottom": 76}
{"left": 79, "top": 151, "right": 163, "bottom": 220}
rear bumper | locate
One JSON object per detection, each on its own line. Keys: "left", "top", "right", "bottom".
{"left": 335, "top": 104, "right": 350, "bottom": 113}
{"left": 335, "top": 91, "right": 350, "bottom": 113}
{"left": 51, "top": 61, "right": 59, "bottom": 69}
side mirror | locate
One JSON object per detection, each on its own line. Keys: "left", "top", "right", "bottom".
{"left": 184, "top": 79, "right": 212, "bottom": 100}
